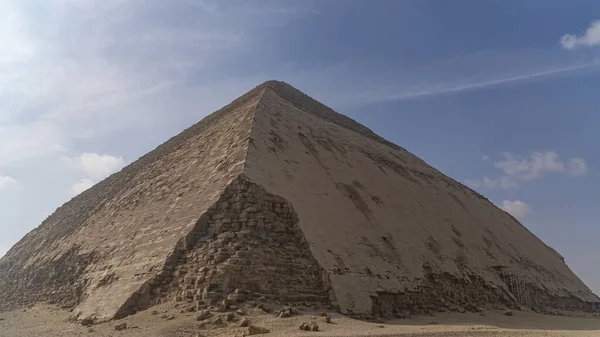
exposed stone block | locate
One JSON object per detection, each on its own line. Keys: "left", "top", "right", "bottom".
{"left": 145, "top": 177, "right": 331, "bottom": 311}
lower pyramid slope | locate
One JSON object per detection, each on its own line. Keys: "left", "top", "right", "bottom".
{"left": 0, "top": 80, "right": 598, "bottom": 322}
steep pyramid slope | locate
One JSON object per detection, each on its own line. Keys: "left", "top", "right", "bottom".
{"left": 0, "top": 81, "right": 598, "bottom": 322}
{"left": 244, "top": 82, "right": 600, "bottom": 316}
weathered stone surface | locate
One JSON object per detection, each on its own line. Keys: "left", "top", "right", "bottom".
{"left": 114, "top": 322, "right": 127, "bottom": 331}
{"left": 196, "top": 310, "right": 210, "bottom": 321}
{"left": 247, "top": 325, "right": 270, "bottom": 335}
{"left": 80, "top": 317, "right": 94, "bottom": 326}
{"left": 0, "top": 80, "right": 598, "bottom": 322}
{"left": 229, "top": 293, "right": 245, "bottom": 302}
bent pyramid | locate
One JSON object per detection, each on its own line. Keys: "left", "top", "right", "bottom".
{"left": 1, "top": 81, "right": 598, "bottom": 322}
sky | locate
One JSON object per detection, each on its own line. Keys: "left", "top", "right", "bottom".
{"left": 0, "top": 0, "right": 599, "bottom": 294}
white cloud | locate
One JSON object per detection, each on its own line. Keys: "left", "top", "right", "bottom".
{"left": 500, "top": 200, "right": 532, "bottom": 219}
{"left": 494, "top": 151, "right": 566, "bottom": 181}
{"left": 69, "top": 178, "right": 95, "bottom": 196}
{"left": 0, "top": 176, "right": 18, "bottom": 191}
{"left": 65, "top": 153, "right": 124, "bottom": 180}
{"left": 560, "top": 35, "right": 578, "bottom": 50}
{"left": 568, "top": 157, "right": 588, "bottom": 176}
{"left": 560, "top": 20, "right": 600, "bottom": 49}
{"left": 466, "top": 152, "right": 587, "bottom": 189}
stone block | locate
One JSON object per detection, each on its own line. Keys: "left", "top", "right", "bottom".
{"left": 204, "top": 298, "right": 219, "bottom": 306}
{"left": 203, "top": 292, "right": 220, "bottom": 300}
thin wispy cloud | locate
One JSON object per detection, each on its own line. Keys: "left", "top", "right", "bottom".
{"left": 390, "top": 60, "right": 600, "bottom": 101}
{"left": 466, "top": 151, "right": 588, "bottom": 189}
{"left": 314, "top": 48, "right": 600, "bottom": 108}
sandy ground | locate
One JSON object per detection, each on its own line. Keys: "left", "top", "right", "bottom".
{"left": 1, "top": 304, "right": 600, "bottom": 337}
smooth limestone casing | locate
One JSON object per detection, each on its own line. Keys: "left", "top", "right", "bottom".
{"left": 0, "top": 81, "right": 598, "bottom": 322}
{"left": 243, "top": 82, "right": 600, "bottom": 315}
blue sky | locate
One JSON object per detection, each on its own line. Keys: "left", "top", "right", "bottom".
{"left": 0, "top": 0, "right": 599, "bottom": 293}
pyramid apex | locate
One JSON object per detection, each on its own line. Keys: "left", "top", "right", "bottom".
{"left": 260, "top": 79, "right": 285, "bottom": 86}
{"left": 259, "top": 79, "right": 295, "bottom": 91}
{"left": 254, "top": 79, "right": 404, "bottom": 152}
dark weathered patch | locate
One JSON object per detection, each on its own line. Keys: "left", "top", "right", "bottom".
{"left": 371, "top": 195, "right": 384, "bottom": 207}
{"left": 452, "top": 236, "right": 465, "bottom": 249}
{"left": 268, "top": 130, "right": 288, "bottom": 153}
{"left": 336, "top": 182, "right": 374, "bottom": 224}
{"left": 297, "top": 131, "right": 331, "bottom": 175}
{"left": 425, "top": 236, "right": 443, "bottom": 261}
{"left": 358, "top": 148, "right": 421, "bottom": 186}
{"left": 454, "top": 251, "right": 468, "bottom": 270}
{"left": 353, "top": 180, "right": 366, "bottom": 190}
{"left": 451, "top": 225, "right": 462, "bottom": 237}
{"left": 449, "top": 193, "right": 468, "bottom": 211}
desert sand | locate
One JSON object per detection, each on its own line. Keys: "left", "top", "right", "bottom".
{"left": 1, "top": 304, "right": 600, "bottom": 337}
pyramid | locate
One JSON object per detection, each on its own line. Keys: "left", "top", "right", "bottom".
{"left": 0, "top": 81, "right": 598, "bottom": 322}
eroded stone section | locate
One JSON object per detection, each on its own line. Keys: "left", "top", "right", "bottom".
{"left": 144, "top": 176, "right": 331, "bottom": 311}
{"left": 526, "top": 289, "right": 600, "bottom": 314}
{"left": 370, "top": 271, "right": 510, "bottom": 318}
{"left": 369, "top": 268, "right": 600, "bottom": 319}
{"left": 0, "top": 246, "right": 97, "bottom": 311}
{"left": 495, "top": 268, "right": 600, "bottom": 314}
